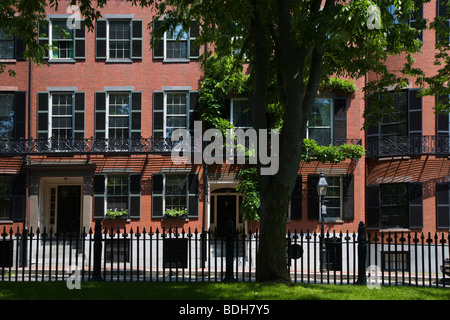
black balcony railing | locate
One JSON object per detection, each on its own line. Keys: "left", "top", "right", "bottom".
{"left": 366, "top": 135, "right": 450, "bottom": 158}
{"left": 0, "top": 137, "right": 202, "bottom": 156}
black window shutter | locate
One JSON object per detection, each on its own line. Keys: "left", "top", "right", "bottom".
{"left": 188, "top": 172, "right": 199, "bottom": 218}
{"left": 14, "top": 91, "right": 26, "bottom": 140}
{"left": 333, "top": 98, "right": 347, "bottom": 144}
{"left": 38, "top": 20, "right": 49, "bottom": 59}
{"left": 129, "top": 174, "right": 141, "bottom": 218}
{"left": 74, "top": 21, "right": 86, "bottom": 59}
{"left": 37, "top": 92, "right": 49, "bottom": 139}
{"left": 307, "top": 174, "right": 320, "bottom": 220}
{"left": 342, "top": 174, "right": 354, "bottom": 220}
{"left": 408, "top": 88, "right": 422, "bottom": 136}
{"left": 95, "top": 92, "right": 106, "bottom": 139}
{"left": 366, "top": 95, "right": 380, "bottom": 157}
{"left": 11, "top": 174, "right": 25, "bottom": 221}
{"left": 14, "top": 38, "right": 25, "bottom": 60}
{"left": 189, "top": 91, "right": 200, "bottom": 133}
{"left": 153, "top": 91, "right": 164, "bottom": 139}
{"left": 152, "top": 20, "right": 164, "bottom": 59}
{"left": 131, "top": 92, "right": 142, "bottom": 139}
{"left": 290, "top": 175, "right": 302, "bottom": 220}
{"left": 436, "top": 95, "right": 449, "bottom": 154}
{"left": 74, "top": 92, "right": 85, "bottom": 140}
{"left": 366, "top": 185, "right": 381, "bottom": 229}
{"left": 408, "top": 182, "right": 423, "bottom": 228}
{"left": 95, "top": 20, "right": 107, "bottom": 59}
{"left": 436, "top": 182, "right": 450, "bottom": 229}
{"left": 93, "top": 174, "right": 105, "bottom": 219}
{"left": 152, "top": 173, "right": 164, "bottom": 218}
{"left": 131, "top": 20, "right": 143, "bottom": 59}
{"left": 189, "top": 21, "right": 200, "bottom": 59}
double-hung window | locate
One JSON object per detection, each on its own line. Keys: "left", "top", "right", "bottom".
{"left": 231, "top": 99, "right": 252, "bottom": 129}
{"left": 0, "top": 93, "right": 15, "bottom": 139}
{"left": 50, "top": 93, "right": 73, "bottom": 140}
{"left": 51, "top": 20, "right": 74, "bottom": 59}
{"left": 37, "top": 91, "right": 85, "bottom": 144}
{"left": 95, "top": 18, "right": 142, "bottom": 61}
{"left": 164, "top": 174, "right": 188, "bottom": 213}
{"left": 380, "top": 183, "right": 409, "bottom": 228}
{"left": 93, "top": 173, "right": 141, "bottom": 219}
{"left": 165, "top": 92, "right": 188, "bottom": 139}
{"left": 325, "top": 176, "right": 342, "bottom": 219}
{"left": 38, "top": 19, "right": 86, "bottom": 60}
{"left": 166, "top": 25, "right": 188, "bottom": 60}
{"left": 109, "top": 21, "right": 131, "bottom": 59}
{"left": 380, "top": 91, "right": 408, "bottom": 139}
{"left": 151, "top": 172, "right": 199, "bottom": 218}
{"left": 153, "top": 21, "right": 200, "bottom": 61}
{"left": 0, "top": 30, "right": 14, "bottom": 60}
{"left": 94, "top": 90, "right": 142, "bottom": 142}
{"left": 307, "top": 98, "right": 333, "bottom": 145}
{"left": 108, "top": 93, "right": 131, "bottom": 141}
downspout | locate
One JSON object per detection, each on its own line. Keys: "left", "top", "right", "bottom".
{"left": 26, "top": 59, "right": 33, "bottom": 229}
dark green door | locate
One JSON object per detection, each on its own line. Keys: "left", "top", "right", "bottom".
{"left": 57, "top": 186, "right": 81, "bottom": 235}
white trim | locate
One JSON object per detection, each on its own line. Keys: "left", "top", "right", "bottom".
{"left": 306, "top": 98, "right": 334, "bottom": 142}
{"left": 163, "top": 91, "right": 189, "bottom": 138}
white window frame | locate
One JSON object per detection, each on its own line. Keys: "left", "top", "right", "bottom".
{"left": 106, "top": 19, "right": 132, "bottom": 61}
{"left": 323, "top": 175, "right": 343, "bottom": 221}
{"left": 306, "top": 98, "right": 334, "bottom": 144}
{"left": 163, "top": 24, "right": 191, "bottom": 62}
{"left": 163, "top": 173, "right": 189, "bottom": 214}
{"left": 163, "top": 91, "right": 189, "bottom": 138}
{"left": 48, "top": 19, "right": 75, "bottom": 61}
{"left": 48, "top": 92, "right": 74, "bottom": 141}
{"left": 105, "top": 91, "right": 132, "bottom": 140}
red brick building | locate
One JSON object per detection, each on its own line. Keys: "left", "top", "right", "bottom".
{"left": 0, "top": 0, "right": 447, "bottom": 242}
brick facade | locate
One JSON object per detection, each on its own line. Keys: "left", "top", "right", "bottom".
{"left": 0, "top": 0, "right": 448, "bottom": 239}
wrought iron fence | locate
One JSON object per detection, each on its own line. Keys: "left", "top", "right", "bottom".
{"left": 0, "top": 222, "right": 448, "bottom": 287}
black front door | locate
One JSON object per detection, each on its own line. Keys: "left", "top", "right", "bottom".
{"left": 57, "top": 186, "right": 81, "bottom": 235}
{"left": 216, "top": 195, "right": 236, "bottom": 237}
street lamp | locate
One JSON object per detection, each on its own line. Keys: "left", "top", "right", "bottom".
{"left": 317, "top": 171, "right": 328, "bottom": 273}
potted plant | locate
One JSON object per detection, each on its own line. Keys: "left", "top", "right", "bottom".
{"left": 105, "top": 209, "right": 128, "bottom": 220}
{"left": 163, "top": 208, "right": 188, "bottom": 220}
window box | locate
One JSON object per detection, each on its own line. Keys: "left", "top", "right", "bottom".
{"left": 105, "top": 209, "right": 128, "bottom": 220}
{"left": 163, "top": 209, "right": 188, "bottom": 220}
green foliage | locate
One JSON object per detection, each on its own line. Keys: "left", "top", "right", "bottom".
{"left": 301, "top": 139, "right": 365, "bottom": 164}
{"left": 236, "top": 168, "right": 260, "bottom": 222}
{"left": 199, "top": 54, "right": 250, "bottom": 134}
{"left": 319, "top": 78, "right": 357, "bottom": 96}
{"left": 105, "top": 209, "right": 128, "bottom": 219}
{"left": 164, "top": 208, "right": 187, "bottom": 218}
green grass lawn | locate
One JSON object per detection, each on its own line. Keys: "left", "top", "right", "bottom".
{"left": 0, "top": 281, "right": 449, "bottom": 300}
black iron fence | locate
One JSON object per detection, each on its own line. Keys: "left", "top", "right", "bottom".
{"left": 0, "top": 221, "right": 449, "bottom": 287}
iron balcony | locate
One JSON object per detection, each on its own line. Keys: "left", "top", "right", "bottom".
{"left": 366, "top": 135, "right": 450, "bottom": 158}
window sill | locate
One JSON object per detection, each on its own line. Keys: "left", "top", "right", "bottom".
{"left": 379, "top": 228, "right": 411, "bottom": 233}
{"left": 105, "top": 59, "right": 133, "bottom": 64}
{"left": 0, "top": 59, "right": 17, "bottom": 63}
{"left": 0, "top": 220, "right": 14, "bottom": 224}
{"left": 49, "top": 59, "right": 77, "bottom": 64}
{"left": 163, "top": 59, "right": 190, "bottom": 64}
{"left": 320, "top": 218, "right": 345, "bottom": 224}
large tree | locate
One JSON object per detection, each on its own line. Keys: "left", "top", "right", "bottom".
{"left": 1, "top": 0, "right": 449, "bottom": 283}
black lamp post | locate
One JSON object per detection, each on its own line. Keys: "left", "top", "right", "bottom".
{"left": 317, "top": 171, "right": 328, "bottom": 273}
